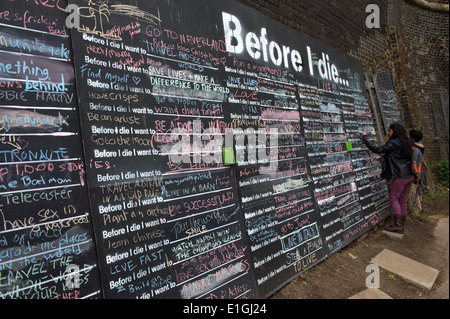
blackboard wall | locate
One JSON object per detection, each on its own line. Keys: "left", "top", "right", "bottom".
{"left": 0, "top": 0, "right": 390, "bottom": 299}
{"left": 0, "top": 0, "right": 102, "bottom": 299}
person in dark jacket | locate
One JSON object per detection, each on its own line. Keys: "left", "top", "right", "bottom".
{"left": 361, "top": 123, "right": 413, "bottom": 234}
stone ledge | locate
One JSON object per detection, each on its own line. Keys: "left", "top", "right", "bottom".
{"left": 349, "top": 288, "right": 393, "bottom": 299}
{"left": 372, "top": 249, "right": 440, "bottom": 290}
{"left": 382, "top": 230, "right": 404, "bottom": 241}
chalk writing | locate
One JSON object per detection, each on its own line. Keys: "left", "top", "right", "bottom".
{"left": 2, "top": 0, "right": 390, "bottom": 300}
{"left": 0, "top": 0, "right": 101, "bottom": 299}
{"left": 71, "top": 0, "right": 256, "bottom": 299}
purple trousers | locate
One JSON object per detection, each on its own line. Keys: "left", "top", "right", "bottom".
{"left": 389, "top": 176, "right": 414, "bottom": 216}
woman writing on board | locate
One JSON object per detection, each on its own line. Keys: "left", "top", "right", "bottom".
{"left": 361, "top": 123, "right": 414, "bottom": 234}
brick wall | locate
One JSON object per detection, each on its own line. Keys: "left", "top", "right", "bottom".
{"left": 395, "top": 1, "right": 449, "bottom": 163}
{"left": 236, "top": 0, "right": 391, "bottom": 67}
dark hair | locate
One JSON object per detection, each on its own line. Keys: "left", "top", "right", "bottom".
{"left": 409, "top": 129, "right": 423, "bottom": 143}
{"left": 389, "top": 123, "right": 413, "bottom": 158}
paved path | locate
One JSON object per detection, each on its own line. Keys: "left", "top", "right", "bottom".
{"left": 432, "top": 217, "right": 449, "bottom": 298}
{"left": 350, "top": 216, "right": 449, "bottom": 299}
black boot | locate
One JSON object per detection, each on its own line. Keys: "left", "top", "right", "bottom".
{"left": 384, "top": 215, "right": 405, "bottom": 234}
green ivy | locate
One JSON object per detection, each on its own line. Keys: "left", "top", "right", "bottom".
{"left": 433, "top": 160, "right": 449, "bottom": 188}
